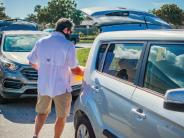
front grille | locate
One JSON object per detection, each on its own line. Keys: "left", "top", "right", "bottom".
{"left": 3, "top": 79, "right": 23, "bottom": 89}
{"left": 21, "top": 68, "right": 38, "bottom": 80}
{"left": 24, "top": 89, "right": 37, "bottom": 94}
{"left": 72, "top": 85, "right": 81, "bottom": 91}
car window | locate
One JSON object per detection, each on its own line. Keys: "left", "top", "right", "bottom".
{"left": 3, "top": 34, "right": 47, "bottom": 52}
{"left": 96, "top": 44, "right": 108, "bottom": 71}
{"left": 144, "top": 44, "right": 184, "bottom": 94}
{"left": 102, "top": 43, "right": 143, "bottom": 83}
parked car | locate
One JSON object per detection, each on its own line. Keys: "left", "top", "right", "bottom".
{"left": 43, "top": 28, "right": 80, "bottom": 44}
{"left": 0, "top": 19, "right": 38, "bottom": 31}
{"left": 0, "top": 31, "right": 82, "bottom": 103}
{"left": 81, "top": 7, "right": 171, "bottom": 32}
{"left": 74, "top": 30, "right": 184, "bottom": 138}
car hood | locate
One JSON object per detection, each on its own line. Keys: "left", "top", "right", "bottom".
{"left": 2, "top": 52, "right": 84, "bottom": 85}
{"left": 3, "top": 52, "right": 30, "bottom": 65}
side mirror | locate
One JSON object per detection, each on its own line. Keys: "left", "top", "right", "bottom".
{"left": 164, "top": 88, "right": 184, "bottom": 112}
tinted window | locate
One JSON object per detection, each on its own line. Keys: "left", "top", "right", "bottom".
{"left": 144, "top": 44, "right": 184, "bottom": 94}
{"left": 96, "top": 44, "right": 108, "bottom": 71}
{"left": 106, "top": 11, "right": 129, "bottom": 17}
{"left": 102, "top": 43, "right": 143, "bottom": 83}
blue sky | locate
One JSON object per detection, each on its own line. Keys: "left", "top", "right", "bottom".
{"left": 3, "top": 0, "right": 184, "bottom": 18}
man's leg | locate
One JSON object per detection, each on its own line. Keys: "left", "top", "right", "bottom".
{"left": 34, "top": 113, "right": 48, "bottom": 137}
{"left": 34, "top": 96, "right": 52, "bottom": 138}
{"left": 54, "top": 116, "right": 67, "bottom": 138}
{"left": 54, "top": 93, "right": 72, "bottom": 138}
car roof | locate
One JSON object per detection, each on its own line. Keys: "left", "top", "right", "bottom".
{"left": 97, "top": 30, "right": 184, "bottom": 41}
{"left": 2, "top": 30, "right": 49, "bottom": 35}
{"left": 81, "top": 7, "right": 152, "bottom": 17}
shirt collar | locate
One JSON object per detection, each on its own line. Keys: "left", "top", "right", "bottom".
{"left": 52, "top": 31, "right": 65, "bottom": 38}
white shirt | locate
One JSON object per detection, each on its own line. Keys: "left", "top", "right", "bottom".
{"left": 27, "top": 32, "right": 77, "bottom": 97}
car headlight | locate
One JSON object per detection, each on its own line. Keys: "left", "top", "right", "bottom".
{"left": 1, "top": 58, "right": 20, "bottom": 71}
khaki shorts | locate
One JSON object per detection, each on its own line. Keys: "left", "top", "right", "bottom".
{"left": 36, "top": 93, "right": 72, "bottom": 118}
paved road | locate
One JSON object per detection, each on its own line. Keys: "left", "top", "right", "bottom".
{"left": 0, "top": 98, "right": 76, "bottom": 138}
{"left": 76, "top": 43, "right": 92, "bottom": 48}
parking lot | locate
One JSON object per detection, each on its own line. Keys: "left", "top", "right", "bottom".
{"left": 0, "top": 98, "right": 75, "bottom": 138}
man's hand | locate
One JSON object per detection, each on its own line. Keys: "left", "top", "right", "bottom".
{"left": 29, "top": 62, "right": 39, "bottom": 70}
{"left": 71, "top": 66, "right": 85, "bottom": 76}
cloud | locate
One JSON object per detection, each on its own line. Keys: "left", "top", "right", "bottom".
{"left": 152, "top": 2, "right": 166, "bottom": 8}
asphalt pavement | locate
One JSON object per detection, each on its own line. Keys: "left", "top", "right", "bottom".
{"left": 75, "top": 43, "right": 92, "bottom": 48}
{"left": 0, "top": 97, "right": 76, "bottom": 138}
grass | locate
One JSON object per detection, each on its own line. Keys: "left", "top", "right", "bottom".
{"left": 77, "top": 48, "right": 90, "bottom": 66}
{"left": 79, "top": 39, "right": 94, "bottom": 43}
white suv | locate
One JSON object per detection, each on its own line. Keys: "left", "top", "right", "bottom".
{"left": 74, "top": 30, "right": 184, "bottom": 138}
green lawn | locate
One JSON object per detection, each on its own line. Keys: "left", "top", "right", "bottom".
{"left": 79, "top": 39, "right": 94, "bottom": 43}
{"left": 77, "top": 48, "right": 90, "bottom": 66}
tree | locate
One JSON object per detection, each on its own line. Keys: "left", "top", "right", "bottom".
{"left": 151, "top": 4, "right": 184, "bottom": 25}
{"left": 26, "top": 0, "right": 84, "bottom": 26}
{"left": 0, "top": 1, "right": 9, "bottom": 20}
{"left": 71, "top": 9, "right": 85, "bottom": 25}
{"left": 25, "top": 13, "right": 37, "bottom": 22}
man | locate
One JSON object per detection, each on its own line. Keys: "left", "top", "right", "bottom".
{"left": 27, "top": 18, "right": 84, "bottom": 138}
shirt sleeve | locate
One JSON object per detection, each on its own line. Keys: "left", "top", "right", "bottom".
{"left": 27, "top": 41, "right": 39, "bottom": 64}
{"left": 67, "top": 46, "right": 77, "bottom": 68}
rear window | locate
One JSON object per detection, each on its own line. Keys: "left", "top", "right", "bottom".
{"left": 106, "top": 11, "right": 129, "bottom": 17}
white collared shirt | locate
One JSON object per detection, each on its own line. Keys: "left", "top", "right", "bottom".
{"left": 27, "top": 32, "right": 77, "bottom": 97}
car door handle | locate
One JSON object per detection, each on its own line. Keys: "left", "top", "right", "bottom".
{"left": 92, "top": 85, "right": 100, "bottom": 93}
{"left": 131, "top": 108, "right": 146, "bottom": 120}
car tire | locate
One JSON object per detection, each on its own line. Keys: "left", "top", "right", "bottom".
{"left": 75, "top": 115, "right": 96, "bottom": 138}
{"left": 72, "top": 95, "right": 78, "bottom": 101}
{"left": 71, "top": 39, "right": 76, "bottom": 45}
{"left": 0, "top": 94, "right": 7, "bottom": 104}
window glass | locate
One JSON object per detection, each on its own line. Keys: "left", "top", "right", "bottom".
{"left": 144, "top": 44, "right": 184, "bottom": 94}
{"left": 3, "top": 34, "right": 48, "bottom": 52}
{"left": 96, "top": 44, "right": 108, "bottom": 71}
{"left": 103, "top": 43, "right": 143, "bottom": 83}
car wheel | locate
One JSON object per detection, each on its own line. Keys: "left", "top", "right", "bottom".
{"left": 71, "top": 39, "right": 76, "bottom": 45}
{"left": 75, "top": 115, "right": 96, "bottom": 138}
{"left": 0, "top": 94, "right": 7, "bottom": 104}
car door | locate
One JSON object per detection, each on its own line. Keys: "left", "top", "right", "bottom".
{"left": 92, "top": 41, "right": 145, "bottom": 138}
{"left": 129, "top": 42, "right": 184, "bottom": 138}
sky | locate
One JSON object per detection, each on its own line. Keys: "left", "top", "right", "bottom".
{"left": 2, "top": 0, "right": 184, "bottom": 19}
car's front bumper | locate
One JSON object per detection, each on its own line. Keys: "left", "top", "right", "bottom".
{"left": 0, "top": 65, "right": 82, "bottom": 99}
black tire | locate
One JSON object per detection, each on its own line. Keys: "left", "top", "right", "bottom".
{"left": 72, "top": 95, "right": 79, "bottom": 101}
{"left": 0, "top": 94, "right": 8, "bottom": 104}
{"left": 75, "top": 115, "right": 96, "bottom": 138}
{"left": 71, "top": 39, "right": 76, "bottom": 45}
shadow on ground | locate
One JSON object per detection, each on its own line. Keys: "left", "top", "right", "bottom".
{"left": 0, "top": 97, "right": 75, "bottom": 124}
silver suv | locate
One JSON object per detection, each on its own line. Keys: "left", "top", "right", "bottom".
{"left": 0, "top": 31, "right": 82, "bottom": 103}
{"left": 74, "top": 30, "right": 184, "bottom": 138}
{"left": 0, "top": 31, "right": 49, "bottom": 103}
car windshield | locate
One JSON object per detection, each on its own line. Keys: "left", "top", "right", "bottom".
{"left": 3, "top": 34, "right": 47, "bottom": 52}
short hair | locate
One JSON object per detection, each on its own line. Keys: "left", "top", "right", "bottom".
{"left": 55, "top": 18, "right": 73, "bottom": 32}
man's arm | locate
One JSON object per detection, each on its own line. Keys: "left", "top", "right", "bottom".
{"left": 27, "top": 41, "right": 39, "bottom": 70}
